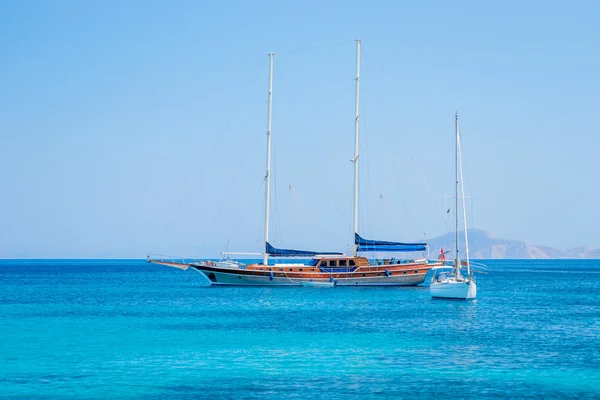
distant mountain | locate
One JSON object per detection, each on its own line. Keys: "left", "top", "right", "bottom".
{"left": 565, "top": 247, "right": 600, "bottom": 259}
{"left": 426, "top": 229, "right": 600, "bottom": 259}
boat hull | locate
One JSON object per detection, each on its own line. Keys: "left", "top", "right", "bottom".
{"left": 430, "top": 279, "right": 476, "bottom": 299}
{"left": 193, "top": 266, "right": 431, "bottom": 287}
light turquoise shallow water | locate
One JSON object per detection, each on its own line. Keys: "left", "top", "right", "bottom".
{"left": 1, "top": 259, "right": 599, "bottom": 399}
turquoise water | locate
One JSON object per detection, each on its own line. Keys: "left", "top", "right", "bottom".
{"left": 1, "top": 259, "right": 599, "bottom": 399}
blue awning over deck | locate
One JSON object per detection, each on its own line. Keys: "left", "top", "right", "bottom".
{"left": 266, "top": 242, "right": 343, "bottom": 257}
{"left": 355, "top": 233, "right": 427, "bottom": 252}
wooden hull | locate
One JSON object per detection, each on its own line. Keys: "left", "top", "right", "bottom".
{"left": 150, "top": 258, "right": 440, "bottom": 287}
{"left": 192, "top": 263, "right": 436, "bottom": 287}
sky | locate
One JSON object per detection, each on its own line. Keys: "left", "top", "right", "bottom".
{"left": 1, "top": 0, "right": 599, "bottom": 258}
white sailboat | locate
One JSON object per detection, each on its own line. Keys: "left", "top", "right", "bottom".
{"left": 430, "top": 113, "right": 477, "bottom": 300}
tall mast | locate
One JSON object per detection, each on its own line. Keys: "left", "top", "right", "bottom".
{"left": 352, "top": 38, "right": 361, "bottom": 256}
{"left": 457, "top": 117, "right": 471, "bottom": 276}
{"left": 263, "top": 53, "right": 274, "bottom": 266}
{"left": 455, "top": 112, "right": 460, "bottom": 271}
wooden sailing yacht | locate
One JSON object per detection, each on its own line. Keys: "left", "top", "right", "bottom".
{"left": 149, "top": 41, "right": 442, "bottom": 286}
{"left": 429, "top": 113, "right": 477, "bottom": 299}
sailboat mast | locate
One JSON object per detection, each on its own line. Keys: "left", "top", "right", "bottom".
{"left": 352, "top": 38, "right": 361, "bottom": 256}
{"left": 455, "top": 112, "right": 460, "bottom": 271}
{"left": 263, "top": 53, "right": 274, "bottom": 266}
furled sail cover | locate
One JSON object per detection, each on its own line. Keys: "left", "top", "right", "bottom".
{"left": 266, "top": 242, "right": 343, "bottom": 257}
{"left": 355, "top": 233, "right": 427, "bottom": 252}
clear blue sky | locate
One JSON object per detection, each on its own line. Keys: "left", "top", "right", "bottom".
{"left": 1, "top": 0, "right": 598, "bottom": 258}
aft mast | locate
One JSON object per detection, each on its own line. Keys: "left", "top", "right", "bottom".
{"left": 263, "top": 53, "right": 274, "bottom": 266}
{"left": 352, "top": 39, "right": 361, "bottom": 256}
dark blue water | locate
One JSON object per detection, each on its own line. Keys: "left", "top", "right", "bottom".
{"left": 1, "top": 259, "right": 599, "bottom": 399}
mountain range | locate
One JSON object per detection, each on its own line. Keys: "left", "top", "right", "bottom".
{"left": 426, "top": 229, "right": 600, "bottom": 259}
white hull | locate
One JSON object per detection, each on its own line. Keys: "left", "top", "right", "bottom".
{"left": 196, "top": 268, "right": 428, "bottom": 287}
{"left": 430, "top": 279, "right": 476, "bottom": 299}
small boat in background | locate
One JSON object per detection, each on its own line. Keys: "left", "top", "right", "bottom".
{"left": 430, "top": 113, "right": 477, "bottom": 300}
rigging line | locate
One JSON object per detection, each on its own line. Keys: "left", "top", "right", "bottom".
{"left": 361, "top": 51, "right": 380, "bottom": 238}
{"left": 209, "top": 103, "right": 268, "bottom": 229}
{"left": 361, "top": 48, "right": 383, "bottom": 110}
{"left": 422, "top": 172, "right": 450, "bottom": 233}
{"left": 225, "top": 178, "right": 266, "bottom": 247}
{"left": 467, "top": 174, "right": 474, "bottom": 229}
{"left": 273, "top": 129, "right": 280, "bottom": 246}
{"left": 378, "top": 190, "right": 409, "bottom": 239}
{"left": 405, "top": 152, "right": 452, "bottom": 236}
{"left": 362, "top": 105, "right": 373, "bottom": 238}
{"left": 391, "top": 160, "right": 417, "bottom": 239}
{"left": 152, "top": 58, "right": 268, "bottom": 252}
{"left": 458, "top": 131, "right": 470, "bottom": 265}
{"left": 440, "top": 159, "right": 454, "bottom": 235}
{"left": 282, "top": 39, "right": 355, "bottom": 54}
{"left": 331, "top": 190, "right": 350, "bottom": 233}
{"left": 464, "top": 149, "right": 475, "bottom": 229}
{"left": 287, "top": 185, "right": 311, "bottom": 228}
{"left": 363, "top": 47, "right": 420, "bottom": 239}
{"left": 318, "top": 162, "right": 351, "bottom": 233}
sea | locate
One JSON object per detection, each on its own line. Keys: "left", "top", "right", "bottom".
{"left": 1, "top": 259, "right": 599, "bottom": 399}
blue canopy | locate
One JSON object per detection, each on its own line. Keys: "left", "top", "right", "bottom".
{"left": 266, "top": 242, "right": 343, "bottom": 257}
{"left": 355, "top": 233, "right": 427, "bottom": 252}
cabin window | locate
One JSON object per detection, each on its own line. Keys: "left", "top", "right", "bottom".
{"left": 362, "top": 273, "right": 366, "bottom": 277}
{"left": 289, "top": 268, "right": 293, "bottom": 271}
{"left": 308, "top": 259, "right": 320, "bottom": 266}
{"left": 329, "top": 260, "right": 337, "bottom": 267}
{"left": 349, "top": 259, "right": 356, "bottom": 266}
{"left": 403, "top": 271, "right": 406, "bottom": 274}
{"left": 339, "top": 260, "right": 347, "bottom": 267}
{"left": 279, "top": 268, "right": 283, "bottom": 271}
{"left": 268, "top": 268, "right": 272, "bottom": 271}
{"left": 319, "top": 260, "right": 328, "bottom": 267}
{"left": 311, "top": 268, "right": 315, "bottom": 271}
{"left": 414, "top": 271, "right": 418, "bottom": 274}
{"left": 299, "top": 268, "right": 303, "bottom": 271}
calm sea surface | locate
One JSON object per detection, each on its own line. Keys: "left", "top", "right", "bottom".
{"left": 1, "top": 259, "right": 599, "bottom": 399}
